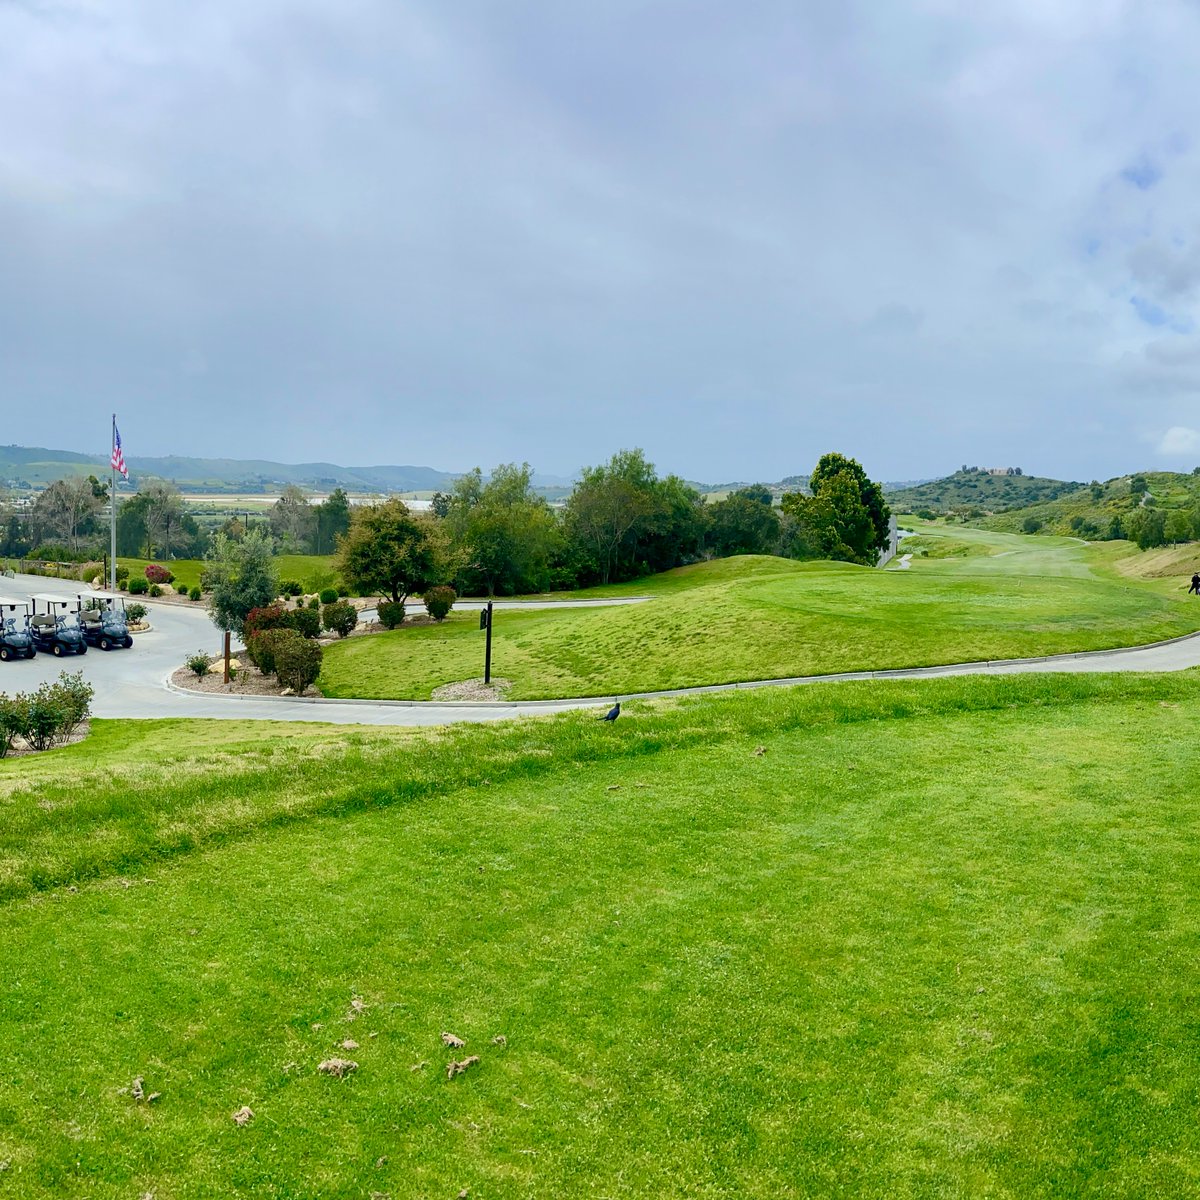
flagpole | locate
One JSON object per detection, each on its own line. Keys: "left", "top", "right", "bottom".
{"left": 110, "top": 413, "right": 118, "bottom": 592}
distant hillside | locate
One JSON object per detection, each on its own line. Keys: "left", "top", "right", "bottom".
{"left": 887, "top": 468, "right": 1085, "bottom": 513}
{"left": 0, "top": 445, "right": 459, "bottom": 493}
{"left": 979, "top": 471, "right": 1200, "bottom": 539}
{"left": 0, "top": 444, "right": 587, "bottom": 495}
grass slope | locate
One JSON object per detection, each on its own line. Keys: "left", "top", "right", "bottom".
{"left": 978, "top": 470, "right": 1200, "bottom": 538}
{"left": 5, "top": 675, "right": 1200, "bottom": 1196}
{"left": 319, "top": 534, "right": 1200, "bottom": 700}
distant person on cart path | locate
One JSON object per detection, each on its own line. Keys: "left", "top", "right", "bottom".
{"left": 1189, "top": 573, "right": 1200, "bottom": 596}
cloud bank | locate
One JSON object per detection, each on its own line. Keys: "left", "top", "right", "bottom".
{"left": 3, "top": 0, "right": 1200, "bottom": 481}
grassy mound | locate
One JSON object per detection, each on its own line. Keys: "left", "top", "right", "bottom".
{"left": 319, "top": 537, "right": 1200, "bottom": 700}
{"left": 5, "top": 675, "right": 1200, "bottom": 1195}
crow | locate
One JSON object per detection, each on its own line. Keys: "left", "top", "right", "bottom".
{"left": 599, "top": 701, "right": 621, "bottom": 722}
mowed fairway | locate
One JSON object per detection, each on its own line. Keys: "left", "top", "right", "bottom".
{"left": 4, "top": 674, "right": 1200, "bottom": 1196}
{"left": 319, "top": 531, "right": 1200, "bottom": 700}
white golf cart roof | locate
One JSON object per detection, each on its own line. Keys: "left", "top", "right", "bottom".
{"left": 82, "top": 590, "right": 124, "bottom": 602}
{"left": 0, "top": 597, "right": 28, "bottom": 609}
{"left": 32, "top": 594, "right": 74, "bottom": 607}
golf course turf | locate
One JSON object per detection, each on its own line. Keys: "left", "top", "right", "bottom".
{"left": 318, "top": 531, "right": 1200, "bottom": 700}
{"left": 5, "top": 670, "right": 1200, "bottom": 1196}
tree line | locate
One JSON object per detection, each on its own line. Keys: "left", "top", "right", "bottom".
{"left": 332, "top": 450, "right": 892, "bottom": 601}
{"left": 1, "top": 451, "right": 891, "bottom": 595}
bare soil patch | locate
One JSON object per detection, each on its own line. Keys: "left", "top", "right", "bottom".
{"left": 170, "top": 662, "right": 321, "bottom": 698}
{"left": 430, "top": 678, "right": 513, "bottom": 701}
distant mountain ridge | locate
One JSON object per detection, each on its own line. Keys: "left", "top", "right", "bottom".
{"left": 0, "top": 444, "right": 584, "bottom": 493}
{"left": 0, "top": 444, "right": 447, "bottom": 493}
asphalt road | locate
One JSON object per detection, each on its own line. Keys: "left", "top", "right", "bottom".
{"left": 3, "top": 573, "right": 1200, "bottom": 727}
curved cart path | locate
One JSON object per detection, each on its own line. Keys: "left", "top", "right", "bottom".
{"left": 5, "top": 574, "right": 1200, "bottom": 727}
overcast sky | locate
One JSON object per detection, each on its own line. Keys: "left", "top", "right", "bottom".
{"left": 3, "top": 0, "right": 1200, "bottom": 484}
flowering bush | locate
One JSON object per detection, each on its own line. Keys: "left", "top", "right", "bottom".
{"left": 145, "top": 563, "right": 172, "bottom": 585}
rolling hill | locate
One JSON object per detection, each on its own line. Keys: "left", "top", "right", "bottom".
{"left": 886, "top": 468, "right": 1085, "bottom": 513}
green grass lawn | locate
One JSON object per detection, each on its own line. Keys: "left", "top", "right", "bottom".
{"left": 320, "top": 533, "right": 1200, "bottom": 700}
{"left": 119, "top": 554, "right": 338, "bottom": 594}
{"left": 5, "top": 673, "right": 1200, "bottom": 1196}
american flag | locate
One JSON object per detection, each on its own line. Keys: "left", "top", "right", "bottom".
{"left": 111, "top": 421, "right": 129, "bottom": 479}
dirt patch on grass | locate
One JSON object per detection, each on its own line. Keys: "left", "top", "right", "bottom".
{"left": 170, "top": 663, "right": 321, "bottom": 698}
{"left": 431, "top": 678, "right": 513, "bottom": 701}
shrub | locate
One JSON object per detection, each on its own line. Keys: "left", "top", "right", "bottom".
{"left": 125, "top": 603, "right": 147, "bottom": 623}
{"left": 247, "top": 628, "right": 298, "bottom": 676}
{"left": 115, "top": 564, "right": 130, "bottom": 585}
{"left": 337, "top": 585, "right": 349, "bottom": 598}
{"left": 145, "top": 563, "right": 172, "bottom": 585}
{"left": 128, "top": 577, "right": 149, "bottom": 595}
{"left": 377, "top": 599, "right": 405, "bottom": 629}
{"left": 275, "top": 635, "right": 323, "bottom": 693}
{"left": 319, "top": 588, "right": 339, "bottom": 605}
{"left": 243, "top": 604, "right": 291, "bottom": 643}
{"left": 280, "top": 579, "right": 303, "bottom": 597}
{"left": 148, "top": 584, "right": 163, "bottom": 597}
{"left": 322, "top": 600, "right": 358, "bottom": 638}
{"left": 288, "top": 606, "right": 321, "bottom": 639}
{"left": 307, "top": 596, "right": 320, "bottom": 610}
{"left": 1, "top": 672, "right": 93, "bottom": 752}
{"left": 185, "top": 651, "right": 211, "bottom": 679}
{"left": 189, "top": 586, "right": 202, "bottom": 601}
{"left": 0, "top": 697, "right": 24, "bottom": 757}
{"left": 423, "top": 586, "right": 457, "bottom": 621}
{"left": 54, "top": 672, "right": 94, "bottom": 738}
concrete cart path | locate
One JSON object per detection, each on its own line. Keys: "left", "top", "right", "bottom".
{"left": 5, "top": 573, "right": 1200, "bottom": 727}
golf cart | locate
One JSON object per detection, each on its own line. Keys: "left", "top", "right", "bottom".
{"left": 29, "top": 595, "right": 87, "bottom": 657}
{"left": 76, "top": 591, "right": 134, "bottom": 651}
{"left": 0, "top": 597, "right": 35, "bottom": 660}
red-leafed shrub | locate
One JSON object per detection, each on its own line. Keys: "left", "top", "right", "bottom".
{"left": 243, "top": 604, "right": 290, "bottom": 643}
{"left": 145, "top": 563, "right": 172, "bottom": 584}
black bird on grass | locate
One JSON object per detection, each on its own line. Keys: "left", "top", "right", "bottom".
{"left": 599, "top": 701, "right": 621, "bottom": 722}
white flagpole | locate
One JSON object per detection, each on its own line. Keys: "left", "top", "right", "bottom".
{"left": 110, "top": 414, "right": 118, "bottom": 591}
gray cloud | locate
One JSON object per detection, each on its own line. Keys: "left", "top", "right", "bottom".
{"left": 3, "top": 0, "right": 1200, "bottom": 482}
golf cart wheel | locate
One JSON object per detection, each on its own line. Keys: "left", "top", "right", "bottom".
{"left": 124, "top": 637, "right": 133, "bottom": 649}
{"left": 52, "top": 643, "right": 63, "bottom": 657}
{"left": 0, "top": 647, "right": 9, "bottom": 662}
{"left": 78, "top": 644, "right": 87, "bottom": 655}
{"left": 99, "top": 637, "right": 110, "bottom": 651}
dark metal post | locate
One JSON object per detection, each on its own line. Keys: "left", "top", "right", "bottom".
{"left": 484, "top": 600, "right": 493, "bottom": 685}
{"left": 224, "top": 630, "right": 231, "bottom": 684}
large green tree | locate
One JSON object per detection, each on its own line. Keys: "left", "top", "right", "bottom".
{"left": 337, "top": 498, "right": 441, "bottom": 603}
{"left": 780, "top": 453, "right": 891, "bottom": 565}
{"left": 204, "top": 528, "right": 280, "bottom": 634}
{"left": 564, "top": 449, "right": 704, "bottom": 585}
{"left": 444, "top": 464, "right": 561, "bottom": 595}
{"left": 270, "top": 485, "right": 317, "bottom": 552}
{"left": 705, "top": 487, "right": 781, "bottom": 557}
{"left": 314, "top": 488, "right": 351, "bottom": 554}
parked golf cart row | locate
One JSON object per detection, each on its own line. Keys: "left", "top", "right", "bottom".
{"left": 0, "top": 592, "right": 135, "bottom": 661}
